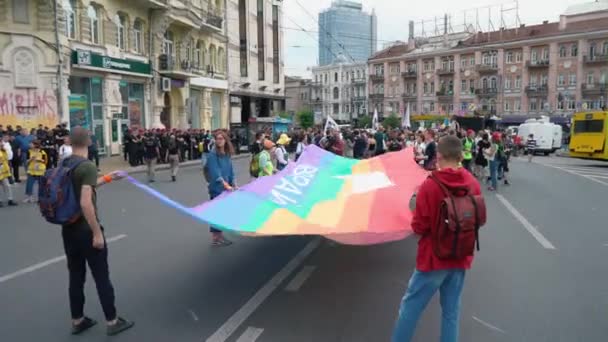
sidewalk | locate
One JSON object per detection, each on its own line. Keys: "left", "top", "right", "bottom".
{"left": 98, "top": 153, "right": 251, "bottom": 175}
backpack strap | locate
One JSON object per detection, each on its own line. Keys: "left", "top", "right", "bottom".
{"left": 470, "top": 194, "right": 481, "bottom": 251}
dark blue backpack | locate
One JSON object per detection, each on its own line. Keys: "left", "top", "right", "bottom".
{"left": 38, "top": 156, "right": 88, "bottom": 225}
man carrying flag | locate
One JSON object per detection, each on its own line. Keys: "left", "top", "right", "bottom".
{"left": 402, "top": 103, "right": 411, "bottom": 130}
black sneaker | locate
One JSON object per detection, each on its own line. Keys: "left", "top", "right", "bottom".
{"left": 0, "top": 202, "right": 4, "bottom": 208}
{"left": 71, "top": 316, "right": 97, "bottom": 335}
{"left": 8, "top": 200, "right": 17, "bottom": 206}
{"left": 504, "top": 180, "right": 510, "bottom": 186}
{"left": 172, "top": 176, "right": 176, "bottom": 182}
{"left": 107, "top": 317, "right": 134, "bottom": 336}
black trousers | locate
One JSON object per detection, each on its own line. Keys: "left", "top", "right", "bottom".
{"left": 11, "top": 156, "right": 20, "bottom": 182}
{"left": 62, "top": 227, "right": 117, "bottom": 321}
{"left": 88, "top": 150, "right": 99, "bottom": 168}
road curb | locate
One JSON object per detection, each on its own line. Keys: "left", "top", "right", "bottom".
{"left": 110, "top": 153, "right": 252, "bottom": 175}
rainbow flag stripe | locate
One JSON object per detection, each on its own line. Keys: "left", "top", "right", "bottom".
{"left": 126, "top": 145, "right": 428, "bottom": 245}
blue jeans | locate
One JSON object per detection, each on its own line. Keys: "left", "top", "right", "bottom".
{"left": 25, "top": 175, "right": 40, "bottom": 196}
{"left": 392, "top": 269, "right": 466, "bottom": 342}
{"left": 489, "top": 160, "right": 498, "bottom": 189}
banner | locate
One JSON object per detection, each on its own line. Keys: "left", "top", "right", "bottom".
{"left": 126, "top": 145, "right": 428, "bottom": 245}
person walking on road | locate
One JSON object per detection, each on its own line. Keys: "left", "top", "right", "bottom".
{"left": 58, "top": 136, "right": 73, "bottom": 164}
{"left": 0, "top": 138, "right": 17, "bottom": 207}
{"left": 142, "top": 131, "right": 160, "bottom": 183}
{"left": 392, "top": 135, "right": 482, "bottom": 342}
{"left": 526, "top": 134, "right": 537, "bottom": 163}
{"left": 275, "top": 133, "right": 290, "bottom": 171}
{"left": 24, "top": 140, "right": 47, "bottom": 203}
{"left": 205, "top": 130, "right": 236, "bottom": 246}
{"left": 258, "top": 140, "right": 276, "bottom": 177}
{"left": 168, "top": 135, "right": 180, "bottom": 182}
{"left": 485, "top": 133, "right": 499, "bottom": 192}
{"left": 462, "top": 130, "right": 475, "bottom": 172}
{"left": 61, "top": 127, "right": 134, "bottom": 336}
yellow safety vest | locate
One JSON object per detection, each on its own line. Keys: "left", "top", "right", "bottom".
{"left": 0, "top": 150, "right": 11, "bottom": 180}
{"left": 463, "top": 138, "right": 473, "bottom": 160}
{"left": 27, "top": 150, "right": 47, "bottom": 176}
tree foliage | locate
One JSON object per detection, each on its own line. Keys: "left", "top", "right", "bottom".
{"left": 355, "top": 115, "right": 372, "bottom": 128}
{"left": 296, "top": 110, "right": 315, "bottom": 128}
{"left": 383, "top": 114, "right": 402, "bottom": 129}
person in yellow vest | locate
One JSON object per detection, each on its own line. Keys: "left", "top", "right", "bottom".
{"left": 24, "top": 140, "right": 47, "bottom": 203}
{"left": 0, "top": 140, "right": 17, "bottom": 207}
{"left": 462, "top": 129, "right": 475, "bottom": 172}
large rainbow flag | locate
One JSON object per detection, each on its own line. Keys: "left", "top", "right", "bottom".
{"left": 126, "top": 145, "right": 428, "bottom": 245}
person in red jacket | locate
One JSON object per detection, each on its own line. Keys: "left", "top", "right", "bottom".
{"left": 392, "top": 135, "right": 482, "bottom": 342}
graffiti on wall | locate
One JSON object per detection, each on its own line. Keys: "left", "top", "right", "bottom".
{"left": 0, "top": 89, "right": 58, "bottom": 129}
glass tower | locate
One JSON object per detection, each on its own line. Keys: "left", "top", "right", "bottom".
{"left": 318, "top": 1, "right": 377, "bottom": 66}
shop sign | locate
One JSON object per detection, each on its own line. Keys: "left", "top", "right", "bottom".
{"left": 73, "top": 50, "right": 151, "bottom": 76}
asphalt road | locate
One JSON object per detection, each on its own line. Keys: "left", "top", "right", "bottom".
{"left": 1, "top": 155, "right": 607, "bottom": 342}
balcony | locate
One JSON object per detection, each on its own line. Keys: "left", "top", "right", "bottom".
{"left": 369, "top": 93, "right": 384, "bottom": 100}
{"left": 475, "top": 88, "right": 498, "bottom": 97}
{"left": 584, "top": 54, "right": 608, "bottom": 64}
{"left": 401, "top": 70, "right": 418, "bottom": 79}
{"left": 525, "top": 85, "right": 549, "bottom": 97}
{"left": 437, "top": 68, "right": 455, "bottom": 76}
{"left": 526, "top": 60, "right": 550, "bottom": 69}
{"left": 158, "top": 54, "right": 197, "bottom": 79}
{"left": 352, "top": 96, "right": 366, "bottom": 102}
{"left": 476, "top": 64, "right": 498, "bottom": 74}
{"left": 370, "top": 74, "right": 384, "bottom": 82}
{"left": 582, "top": 83, "right": 607, "bottom": 96}
{"left": 436, "top": 90, "right": 454, "bottom": 101}
{"left": 133, "top": 0, "right": 168, "bottom": 8}
{"left": 402, "top": 93, "right": 417, "bottom": 101}
{"left": 202, "top": 5, "right": 224, "bottom": 32}
{"left": 351, "top": 78, "right": 366, "bottom": 85}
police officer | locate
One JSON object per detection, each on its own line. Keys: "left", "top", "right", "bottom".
{"left": 142, "top": 131, "right": 160, "bottom": 183}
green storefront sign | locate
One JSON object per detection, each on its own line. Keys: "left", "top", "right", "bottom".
{"left": 72, "top": 50, "right": 151, "bottom": 75}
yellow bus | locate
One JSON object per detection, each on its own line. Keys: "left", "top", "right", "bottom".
{"left": 569, "top": 111, "right": 608, "bottom": 160}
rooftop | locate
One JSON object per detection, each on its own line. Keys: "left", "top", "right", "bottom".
{"left": 564, "top": 0, "right": 608, "bottom": 16}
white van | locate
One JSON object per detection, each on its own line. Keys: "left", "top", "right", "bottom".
{"left": 552, "top": 124, "right": 563, "bottom": 151}
{"left": 517, "top": 117, "right": 559, "bottom": 155}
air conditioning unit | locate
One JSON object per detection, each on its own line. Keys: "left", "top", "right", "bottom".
{"left": 161, "top": 77, "right": 171, "bottom": 92}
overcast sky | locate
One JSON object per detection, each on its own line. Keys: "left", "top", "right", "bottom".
{"left": 283, "top": 0, "right": 585, "bottom": 77}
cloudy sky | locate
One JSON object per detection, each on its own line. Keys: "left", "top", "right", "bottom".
{"left": 283, "top": 0, "right": 585, "bottom": 77}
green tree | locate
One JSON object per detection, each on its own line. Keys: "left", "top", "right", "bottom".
{"left": 383, "top": 114, "right": 402, "bottom": 129}
{"left": 297, "top": 110, "right": 314, "bottom": 128}
{"left": 278, "top": 111, "right": 292, "bottom": 120}
{"left": 355, "top": 115, "right": 372, "bottom": 128}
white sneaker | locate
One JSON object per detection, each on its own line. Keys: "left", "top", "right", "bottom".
{"left": 22, "top": 197, "right": 32, "bottom": 203}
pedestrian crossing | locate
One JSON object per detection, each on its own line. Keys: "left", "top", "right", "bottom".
{"left": 532, "top": 158, "right": 608, "bottom": 186}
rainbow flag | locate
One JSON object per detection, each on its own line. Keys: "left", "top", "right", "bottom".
{"left": 126, "top": 145, "right": 428, "bottom": 245}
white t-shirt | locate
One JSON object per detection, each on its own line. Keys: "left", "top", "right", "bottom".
{"left": 59, "top": 145, "right": 73, "bottom": 160}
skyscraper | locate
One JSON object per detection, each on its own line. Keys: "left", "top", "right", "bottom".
{"left": 318, "top": 0, "right": 377, "bottom": 66}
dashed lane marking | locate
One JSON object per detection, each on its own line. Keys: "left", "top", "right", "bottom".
{"left": 496, "top": 195, "right": 556, "bottom": 250}
{"left": 205, "top": 238, "right": 321, "bottom": 342}
{"left": 284, "top": 266, "right": 316, "bottom": 292}
{"left": 235, "top": 327, "right": 264, "bottom": 342}
{"left": 188, "top": 309, "right": 200, "bottom": 322}
{"left": 0, "top": 234, "right": 128, "bottom": 284}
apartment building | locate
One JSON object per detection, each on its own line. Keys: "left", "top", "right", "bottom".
{"left": 226, "top": 0, "right": 285, "bottom": 128}
{"left": 0, "top": 0, "right": 230, "bottom": 155}
{"left": 311, "top": 56, "right": 367, "bottom": 124}
{"left": 368, "top": 1, "right": 608, "bottom": 122}
{"left": 285, "top": 76, "right": 312, "bottom": 116}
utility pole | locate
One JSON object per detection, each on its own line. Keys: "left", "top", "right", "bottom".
{"left": 53, "top": 0, "right": 66, "bottom": 125}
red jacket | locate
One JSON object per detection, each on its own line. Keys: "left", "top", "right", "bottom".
{"left": 411, "top": 167, "right": 481, "bottom": 272}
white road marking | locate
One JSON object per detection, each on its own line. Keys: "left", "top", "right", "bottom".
{"left": 496, "top": 195, "right": 556, "bottom": 250}
{"left": 284, "top": 266, "right": 316, "bottom": 292}
{"left": 235, "top": 327, "right": 264, "bottom": 342}
{"left": 472, "top": 316, "right": 507, "bottom": 334}
{"left": 205, "top": 238, "right": 321, "bottom": 342}
{"left": 535, "top": 162, "right": 608, "bottom": 187}
{"left": 188, "top": 309, "right": 200, "bottom": 322}
{"left": 0, "top": 234, "right": 128, "bottom": 284}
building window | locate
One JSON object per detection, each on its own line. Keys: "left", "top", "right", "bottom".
{"left": 490, "top": 77, "right": 497, "bottom": 89}
{"left": 567, "top": 99, "right": 576, "bottom": 110}
{"left": 272, "top": 4, "right": 279, "bottom": 83}
{"left": 515, "top": 52, "right": 522, "bottom": 63}
{"left": 332, "top": 87, "right": 339, "bottom": 99}
{"left": 163, "top": 31, "right": 174, "bottom": 56}
{"left": 469, "top": 79, "right": 475, "bottom": 91}
{"left": 257, "top": 0, "right": 265, "bottom": 80}
{"left": 470, "top": 56, "right": 475, "bottom": 66}
{"left": 557, "top": 100, "right": 565, "bottom": 110}
{"left": 587, "top": 72, "right": 594, "bottom": 84}
{"left": 375, "top": 65, "right": 384, "bottom": 76}
{"left": 515, "top": 75, "right": 521, "bottom": 89}
{"left": 530, "top": 99, "right": 537, "bottom": 111}
{"left": 542, "top": 48, "right": 549, "bottom": 60}
{"left": 194, "top": 41, "right": 202, "bottom": 69}
{"left": 515, "top": 99, "right": 521, "bottom": 111}
{"left": 116, "top": 14, "right": 127, "bottom": 50}
{"left": 134, "top": 20, "right": 144, "bottom": 53}
{"left": 603, "top": 42, "right": 608, "bottom": 56}
{"left": 589, "top": 43, "right": 597, "bottom": 57}
{"left": 559, "top": 45, "right": 567, "bottom": 58}
{"left": 390, "top": 64, "right": 400, "bottom": 74}
{"left": 12, "top": 0, "right": 29, "bottom": 23}
{"left": 571, "top": 44, "right": 578, "bottom": 57}
{"left": 482, "top": 53, "right": 490, "bottom": 65}
{"left": 238, "top": 0, "right": 247, "bottom": 77}
{"left": 333, "top": 103, "right": 339, "bottom": 114}
{"left": 431, "top": 82, "right": 435, "bottom": 93}
{"left": 530, "top": 74, "right": 538, "bottom": 86}
{"left": 531, "top": 50, "right": 538, "bottom": 62}
{"left": 66, "top": 0, "right": 77, "bottom": 39}
{"left": 569, "top": 73, "right": 576, "bottom": 86}
{"left": 461, "top": 58, "right": 467, "bottom": 69}
{"left": 324, "top": 74, "right": 328, "bottom": 83}
{"left": 461, "top": 80, "right": 467, "bottom": 93}
{"left": 423, "top": 82, "right": 428, "bottom": 94}
{"left": 506, "top": 52, "right": 513, "bottom": 63}
{"left": 505, "top": 101, "right": 510, "bottom": 112}
{"left": 558, "top": 74, "right": 565, "bottom": 86}
{"left": 482, "top": 78, "right": 488, "bottom": 89}
{"left": 430, "top": 102, "right": 435, "bottom": 112}
{"left": 541, "top": 74, "right": 548, "bottom": 86}
{"left": 87, "top": 6, "right": 101, "bottom": 44}
{"left": 504, "top": 77, "right": 511, "bottom": 90}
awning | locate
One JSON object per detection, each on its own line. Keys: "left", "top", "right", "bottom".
{"left": 230, "top": 90, "right": 286, "bottom": 101}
